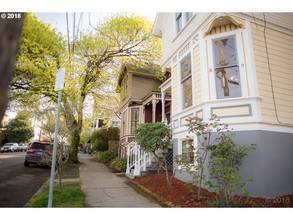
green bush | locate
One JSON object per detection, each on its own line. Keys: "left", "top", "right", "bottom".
{"left": 91, "top": 127, "right": 119, "bottom": 152}
{"left": 110, "top": 157, "right": 127, "bottom": 172}
{"left": 92, "top": 136, "right": 108, "bottom": 151}
{"left": 97, "top": 148, "right": 114, "bottom": 163}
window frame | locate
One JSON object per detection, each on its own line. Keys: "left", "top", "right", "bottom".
{"left": 130, "top": 107, "right": 140, "bottom": 135}
{"left": 175, "top": 12, "right": 194, "bottom": 34}
{"left": 206, "top": 30, "right": 248, "bottom": 101}
{"left": 212, "top": 35, "right": 242, "bottom": 99}
{"left": 178, "top": 138, "right": 197, "bottom": 170}
{"left": 180, "top": 53, "right": 193, "bottom": 110}
{"left": 175, "top": 12, "right": 182, "bottom": 33}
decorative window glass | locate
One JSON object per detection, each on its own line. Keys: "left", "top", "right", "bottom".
{"left": 213, "top": 35, "right": 241, "bottom": 99}
{"left": 182, "top": 139, "right": 194, "bottom": 163}
{"left": 130, "top": 108, "right": 139, "bottom": 134}
{"left": 180, "top": 53, "right": 192, "bottom": 109}
{"left": 186, "top": 12, "right": 193, "bottom": 22}
{"left": 175, "top": 12, "right": 182, "bottom": 32}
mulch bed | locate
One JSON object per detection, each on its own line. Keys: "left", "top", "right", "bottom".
{"left": 132, "top": 172, "right": 293, "bottom": 208}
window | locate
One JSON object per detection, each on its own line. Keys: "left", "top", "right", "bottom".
{"left": 182, "top": 139, "right": 194, "bottom": 163}
{"left": 175, "top": 12, "right": 182, "bottom": 32}
{"left": 130, "top": 108, "right": 139, "bottom": 134}
{"left": 121, "top": 75, "right": 128, "bottom": 99}
{"left": 213, "top": 35, "right": 241, "bottom": 99}
{"left": 186, "top": 12, "right": 193, "bottom": 22}
{"left": 180, "top": 53, "right": 193, "bottom": 109}
{"left": 175, "top": 12, "right": 193, "bottom": 34}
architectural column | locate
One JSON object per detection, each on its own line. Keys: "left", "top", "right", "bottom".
{"left": 161, "top": 90, "right": 166, "bottom": 123}
{"left": 152, "top": 98, "right": 157, "bottom": 123}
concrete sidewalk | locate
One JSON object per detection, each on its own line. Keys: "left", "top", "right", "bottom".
{"left": 78, "top": 153, "right": 161, "bottom": 208}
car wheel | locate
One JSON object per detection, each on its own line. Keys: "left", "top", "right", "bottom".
{"left": 24, "top": 161, "right": 30, "bottom": 167}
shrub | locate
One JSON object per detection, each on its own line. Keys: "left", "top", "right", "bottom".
{"left": 207, "top": 134, "right": 255, "bottom": 206}
{"left": 97, "top": 148, "right": 115, "bottom": 163}
{"left": 135, "top": 122, "right": 173, "bottom": 185}
{"left": 91, "top": 127, "right": 119, "bottom": 152}
{"left": 110, "top": 157, "right": 127, "bottom": 172}
{"left": 92, "top": 136, "right": 108, "bottom": 152}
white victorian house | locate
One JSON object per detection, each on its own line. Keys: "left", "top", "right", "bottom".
{"left": 153, "top": 12, "right": 293, "bottom": 197}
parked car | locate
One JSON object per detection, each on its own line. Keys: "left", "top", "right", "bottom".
{"left": 17, "top": 143, "right": 26, "bottom": 152}
{"left": 24, "top": 142, "right": 53, "bottom": 167}
{"left": 1, "top": 143, "right": 18, "bottom": 153}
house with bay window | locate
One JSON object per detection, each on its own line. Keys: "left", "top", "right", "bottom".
{"left": 153, "top": 12, "right": 293, "bottom": 197}
{"left": 116, "top": 63, "right": 171, "bottom": 156}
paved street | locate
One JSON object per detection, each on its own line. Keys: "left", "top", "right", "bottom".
{"left": 0, "top": 152, "right": 51, "bottom": 207}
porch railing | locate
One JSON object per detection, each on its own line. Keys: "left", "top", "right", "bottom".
{"left": 126, "top": 142, "right": 152, "bottom": 177}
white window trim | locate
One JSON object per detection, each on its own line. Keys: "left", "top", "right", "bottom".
{"left": 180, "top": 53, "right": 193, "bottom": 110}
{"left": 128, "top": 106, "right": 143, "bottom": 135}
{"left": 178, "top": 137, "right": 198, "bottom": 171}
{"left": 205, "top": 29, "right": 249, "bottom": 101}
{"left": 173, "top": 12, "right": 195, "bottom": 38}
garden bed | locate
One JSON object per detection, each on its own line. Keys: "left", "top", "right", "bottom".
{"left": 132, "top": 172, "right": 293, "bottom": 208}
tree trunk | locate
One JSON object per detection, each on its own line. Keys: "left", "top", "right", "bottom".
{"left": 68, "top": 132, "right": 80, "bottom": 163}
{"left": 0, "top": 13, "right": 25, "bottom": 122}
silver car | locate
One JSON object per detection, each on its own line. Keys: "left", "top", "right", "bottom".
{"left": 1, "top": 143, "right": 18, "bottom": 153}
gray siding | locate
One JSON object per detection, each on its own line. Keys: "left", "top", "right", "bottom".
{"left": 173, "top": 130, "right": 293, "bottom": 197}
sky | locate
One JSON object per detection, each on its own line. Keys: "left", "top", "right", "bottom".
{"left": 35, "top": 12, "right": 157, "bottom": 37}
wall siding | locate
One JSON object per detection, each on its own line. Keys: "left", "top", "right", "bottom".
{"left": 131, "top": 74, "right": 161, "bottom": 100}
{"left": 193, "top": 45, "right": 201, "bottom": 105}
{"left": 161, "top": 13, "right": 212, "bottom": 65}
{"left": 251, "top": 22, "right": 293, "bottom": 124}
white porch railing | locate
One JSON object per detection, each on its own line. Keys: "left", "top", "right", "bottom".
{"left": 126, "top": 142, "right": 152, "bottom": 177}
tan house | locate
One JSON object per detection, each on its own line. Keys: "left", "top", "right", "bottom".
{"left": 116, "top": 63, "right": 171, "bottom": 156}
{"left": 152, "top": 12, "right": 293, "bottom": 197}
{"left": 117, "top": 63, "right": 173, "bottom": 177}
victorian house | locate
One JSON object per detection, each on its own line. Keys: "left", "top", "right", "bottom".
{"left": 116, "top": 63, "right": 171, "bottom": 159}
{"left": 152, "top": 12, "right": 293, "bottom": 197}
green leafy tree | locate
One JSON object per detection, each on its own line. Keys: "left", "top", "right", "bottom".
{"left": 0, "top": 111, "right": 33, "bottom": 144}
{"left": 10, "top": 13, "right": 161, "bottom": 164}
{"left": 134, "top": 122, "right": 173, "bottom": 185}
{"left": 40, "top": 112, "right": 69, "bottom": 143}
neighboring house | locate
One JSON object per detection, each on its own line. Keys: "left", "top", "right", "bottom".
{"left": 152, "top": 12, "right": 293, "bottom": 197}
{"left": 116, "top": 63, "right": 172, "bottom": 176}
{"left": 0, "top": 113, "right": 7, "bottom": 130}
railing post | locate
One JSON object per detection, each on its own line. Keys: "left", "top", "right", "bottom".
{"left": 134, "top": 145, "right": 141, "bottom": 176}
{"left": 126, "top": 145, "right": 130, "bottom": 174}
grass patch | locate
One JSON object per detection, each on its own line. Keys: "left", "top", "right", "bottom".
{"left": 28, "top": 181, "right": 85, "bottom": 207}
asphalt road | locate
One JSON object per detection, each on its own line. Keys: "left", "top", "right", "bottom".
{"left": 0, "top": 151, "right": 51, "bottom": 207}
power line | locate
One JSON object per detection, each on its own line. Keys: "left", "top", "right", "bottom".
{"left": 262, "top": 12, "right": 292, "bottom": 126}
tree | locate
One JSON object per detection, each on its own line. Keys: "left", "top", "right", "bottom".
{"left": 134, "top": 122, "right": 173, "bottom": 185}
{"left": 39, "top": 111, "right": 69, "bottom": 143}
{"left": 10, "top": 13, "right": 162, "bottom": 164}
{"left": 0, "top": 111, "right": 33, "bottom": 144}
{"left": 0, "top": 13, "right": 25, "bottom": 123}
{"left": 174, "top": 115, "right": 230, "bottom": 200}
